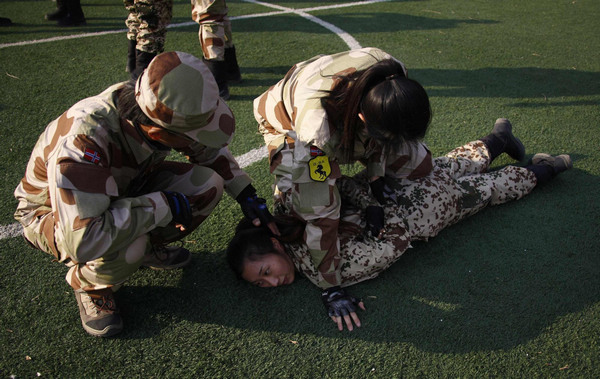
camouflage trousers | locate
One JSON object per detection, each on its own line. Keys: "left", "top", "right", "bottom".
{"left": 191, "top": 0, "right": 233, "bottom": 60}
{"left": 285, "top": 141, "right": 538, "bottom": 288}
{"left": 22, "top": 162, "right": 224, "bottom": 291}
{"left": 124, "top": 0, "right": 173, "bottom": 54}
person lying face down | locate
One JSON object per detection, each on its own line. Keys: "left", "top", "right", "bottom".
{"left": 227, "top": 118, "right": 573, "bottom": 332}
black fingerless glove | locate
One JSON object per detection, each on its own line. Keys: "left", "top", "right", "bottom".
{"left": 162, "top": 191, "right": 192, "bottom": 228}
{"left": 235, "top": 184, "right": 274, "bottom": 226}
{"left": 321, "top": 286, "right": 361, "bottom": 317}
{"left": 365, "top": 205, "right": 384, "bottom": 237}
{"left": 369, "top": 177, "right": 386, "bottom": 205}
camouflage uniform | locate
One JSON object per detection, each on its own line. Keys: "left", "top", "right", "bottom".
{"left": 191, "top": 0, "right": 233, "bottom": 60}
{"left": 14, "top": 81, "right": 251, "bottom": 292}
{"left": 285, "top": 141, "right": 537, "bottom": 288}
{"left": 124, "top": 0, "right": 173, "bottom": 54}
{"left": 254, "top": 47, "right": 433, "bottom": 288}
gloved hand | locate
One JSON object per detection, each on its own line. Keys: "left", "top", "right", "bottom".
{"left": 162, "top": 191, "right": 192, "bottom": 228}
{"left": 369, "top": 177, "right": 386, "bottom": 205}
{"left": 321, "top": 286, "right": 361, "bottom": 317}
{"left": 235, "top": 184, "right": 274, "bottom": 227}
{"left": 365, "top": 205, "right": 384, "bottom": 238}
{"left": 321, "top": 286, "right": 366, "bottom": 331}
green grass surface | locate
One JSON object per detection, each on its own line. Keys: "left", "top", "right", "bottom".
{"left": 1, "top": 0, "right": 599, "bottom": 377}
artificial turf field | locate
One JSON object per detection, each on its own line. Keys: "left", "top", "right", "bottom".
{"left": 1, "top": 0, "right": 599, "bottom": 377}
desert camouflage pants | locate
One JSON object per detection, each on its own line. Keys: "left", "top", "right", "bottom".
{"left": 191, "top": 0, "right": 233, "bottom": 60}
{"left": 23, "top": 162, "right": 224, "bottom": 291}
{"left": 124, "top": 0, "right": 173, "bottom": 54}
{"left": 286, "top": 141, "right": 538, "bottom": 288}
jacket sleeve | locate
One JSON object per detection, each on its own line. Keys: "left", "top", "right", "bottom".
{"left": 292, "top": 178, "right": 342, "bottom": 289}
{"left": 181, "top": 143, "right": 252, "bottom": 199}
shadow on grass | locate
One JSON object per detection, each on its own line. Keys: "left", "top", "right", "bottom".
{"left": 112, "top": 168, "right": 600, "bottom": 354}
{"left": 412, "top": 68, "right": 600, "bottom": 100}
{"left": 226, "top": 66, "right": 600, "bottom": 102}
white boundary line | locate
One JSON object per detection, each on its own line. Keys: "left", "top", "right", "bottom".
{"left": 0, "top": 0, "right": 388, "bottom": 50}
{"left": 0, "top": 0, "right": 389, "bottom": 239}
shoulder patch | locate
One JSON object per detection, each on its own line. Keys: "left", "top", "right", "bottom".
{"left": 83, "top": 147, "right": 102, "bottom": 164}
{"left": 309, "top": 155, "right": 331, "bottom": 182}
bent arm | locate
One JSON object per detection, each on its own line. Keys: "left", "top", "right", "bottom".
{"left": 50, "top": 156, "right": 173, "bottom": 263}
{"left": 293, "top": 179, "right": 342, "bottom": 289}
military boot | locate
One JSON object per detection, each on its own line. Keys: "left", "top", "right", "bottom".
{"left": 74, "top": 288, "right": 123, "bottom": 337}
{"left": 203, "top": 58, "right": 230, "bottom": 100}
{"left": 45, "top": 0, "right": 68, "bottom": 21}
{"left": 126, "top": 39, "right": 137, "bottom": 73}
{"left": 224, "top": 46, "right": 242, "bottom": 83}
{"left": 142, "top": 243, "right": 192, "bottom": 270}
{"left": 56, "top": 0, "right": 86, "bottom": 27}
{"left": 479, "top": 118, "right": 525, "bottom": 162}
{"left": 131, "top": 50, "right": 156, "bottom": 80}
{"left": 526, "top": 153, "right": 572, "bottom": 185}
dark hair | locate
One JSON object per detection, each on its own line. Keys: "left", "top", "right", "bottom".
{"left": 117, "top": 79, "right": 157, "bottom": 126}
{"left": 322, "top": 58, "right": 431, "bottom": 159}
{"left": 226, "top": 216, "right": 304, "bottom": 279}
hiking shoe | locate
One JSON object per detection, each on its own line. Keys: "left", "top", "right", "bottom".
{"left": 75, "top": 288, "right": 123, "bottom": 337}
{"left": 491, "top": 118, "right": 525, "bottom": 161}
{"left": 531, "top": 153, "right": 573, "bottom": 175}
{"left": 142, "top": 243, "right": 192, "bottom": 270}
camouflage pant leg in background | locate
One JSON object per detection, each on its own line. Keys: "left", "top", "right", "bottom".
{"left": 390, "top": 141, "right": 537, "bottom": 240}
{"left": 26, "top": 162, "right": 224, "bottom": 291}
{"left": 191, "top": 0, "right": 233, "bottom": 60}
{"left": 124, "top": 0, "right": 173, "bottom": 54}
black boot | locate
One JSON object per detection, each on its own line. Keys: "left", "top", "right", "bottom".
{"left": 224, "top": 46, "right": 242, "bottom": 83}
{"left": 45, "top": 0, "right": 68, "bottom": 21}
{"left": 203, "top": 58, "right": 230, "bottom": 100}
{"left": 479, "top": 118, "right": 525, "bottom": 162}
{"left": 131, "top": 50, "right": 156, "bottom": 80}
{"left": 526, "top": 153, "right": 572, "bottom": 185}
{"left": 126, "top": 39, "right": 137, "bottom": 74}
{"left": 57, "top": 0, "right": 86, "bottom": 27}
{"left": 0, "top": 17, "right": 12, "bottom": 26}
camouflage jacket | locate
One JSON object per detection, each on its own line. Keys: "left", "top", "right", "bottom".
{"left": 254, "top": 47, "right": 432, "bottom": 288}
{"left": 14, "top": 82, "right": 251, "bottom": 263}
{"left": 284, "top": 141, "right": 537, "bottom": 289}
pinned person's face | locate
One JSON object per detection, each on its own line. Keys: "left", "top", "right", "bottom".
{"left": 241, "top": 239, "right": 295, "bottom": 288}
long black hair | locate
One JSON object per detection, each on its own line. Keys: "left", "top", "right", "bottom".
{"left": 322, "top": 58, "right": 431, "bottom": 160}
{"left": 226, "top": 216, "right": 305, "bottom": 279}
{"left": 117, "top": 79, "right": 157, "bottom": 127}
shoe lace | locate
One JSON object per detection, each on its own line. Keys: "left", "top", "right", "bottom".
{"left": 89, "top": 294, "right": 117, "bottom": 314}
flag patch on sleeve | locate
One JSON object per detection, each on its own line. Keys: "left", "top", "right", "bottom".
{"left": 83, "top": 147, "right": 102, "bottom": 164}
{"left": 310, "top": 146, "right": 325, "bottom": 157}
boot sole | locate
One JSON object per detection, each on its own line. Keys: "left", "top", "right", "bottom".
{"left": 82, "top": 319, "right": 124, "bottom": 337}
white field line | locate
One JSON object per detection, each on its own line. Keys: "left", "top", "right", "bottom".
{"left": 0, "top": 0, "right": 389, "bottom": 50}
{"left": 0, "top": 0, "right": 389, "bottom": 239}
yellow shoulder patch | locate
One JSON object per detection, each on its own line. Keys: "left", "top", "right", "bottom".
{"left": 309, "top": 155, "right": 331, "bottom": 182}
